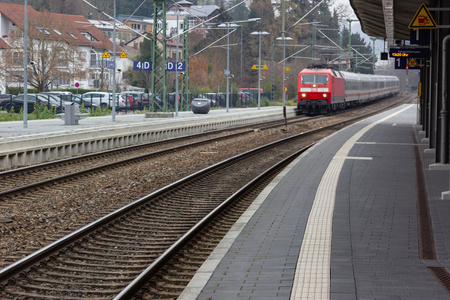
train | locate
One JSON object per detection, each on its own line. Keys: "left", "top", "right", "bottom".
{"left": 297, "top": 65, "right": 400, "bottom": 115}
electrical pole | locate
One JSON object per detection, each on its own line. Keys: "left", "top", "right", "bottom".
{"left": 151, "top": 0, "right": 167, "bottom": 111}
{"left": 347, "top": 19, "right": 359, "bottom": 71}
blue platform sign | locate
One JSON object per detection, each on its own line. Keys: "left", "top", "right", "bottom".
{"left": 133, "top": 61, "right": 152, "bottom": 71}
{"left": 166, "top": 62, "right": 186, "bottom": 71}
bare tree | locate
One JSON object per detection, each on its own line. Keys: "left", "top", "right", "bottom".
{"left": 8, "top": 11, "right": 89, "bottom": 92}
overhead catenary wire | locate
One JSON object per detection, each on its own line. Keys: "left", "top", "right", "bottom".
{"left": 82, "top": 0, "right": 152, "bottom": 42}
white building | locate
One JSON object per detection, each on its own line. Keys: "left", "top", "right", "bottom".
{"left": 0, "top": 3, "right": 133, "bottom": 92}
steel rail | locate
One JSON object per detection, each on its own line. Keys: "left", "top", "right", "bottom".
{"left": 0, "top": 117, "right": 315, "bottom": 199}
{"left": 0, "top": 117, "right": 328, "bottom": 286}
{"left": 114, "top": 143, "right": 315, "bottom": 299}
{"left": 0, "top": 95, "right": 411, "bottom": 289}
{"left": 0, "top": 116, "right": 308, "bottom": 178}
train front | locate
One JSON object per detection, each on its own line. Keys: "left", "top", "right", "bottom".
{"left": 297, "top": 69, "right": 331, "bottom": 115}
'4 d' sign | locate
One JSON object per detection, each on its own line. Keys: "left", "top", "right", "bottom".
{"left": 389, "top": 47, "right": 429, "bottom": 59}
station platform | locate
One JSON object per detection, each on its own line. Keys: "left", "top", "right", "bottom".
{"left": 0, "top": 106, "right": 296, "bottom": 169}
{"left": 178, "top": 104, "right": 450, "bottom": 300}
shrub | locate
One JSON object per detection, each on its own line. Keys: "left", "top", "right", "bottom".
{"left": 88, "top": 105, "right": 111, "bottom": 116}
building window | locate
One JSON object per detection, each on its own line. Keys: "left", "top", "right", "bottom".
{"left": 81, "top": 31, "right": 98, "bottom": 42}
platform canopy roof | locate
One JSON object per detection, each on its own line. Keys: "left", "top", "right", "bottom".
{"left": 350, "top": 0, "right": 431, "bottom": 47}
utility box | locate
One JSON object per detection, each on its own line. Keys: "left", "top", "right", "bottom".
{"left": 191, "top": 98, "right": 211, "bottom": 114}
{"left": 64, "top": 102, "right": 77, "bottom": 125}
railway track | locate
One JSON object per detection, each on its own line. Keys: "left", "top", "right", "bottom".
{"left": 0, "top": 95, "right": 413, "bottom": 299}
{"left": 0, "top": 115, "right": 314, "bottom": 194}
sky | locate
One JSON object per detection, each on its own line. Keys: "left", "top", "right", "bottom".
{"left": 332, "top": 0, "right": 386, "bottom": 59}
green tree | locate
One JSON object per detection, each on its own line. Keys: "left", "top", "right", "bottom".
{"left": 126, "top": 33, "right": 153, "bottom": 90}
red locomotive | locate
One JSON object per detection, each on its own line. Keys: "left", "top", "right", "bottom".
{"left": 297, "top": 65, "right": 400, "bottom": 115}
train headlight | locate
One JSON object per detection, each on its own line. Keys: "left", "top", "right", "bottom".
{"left": 301, "top": 93, "right": 306, "bottom": 98}
{"left": 323, "top": 93, "right": 327, "bottom": 98}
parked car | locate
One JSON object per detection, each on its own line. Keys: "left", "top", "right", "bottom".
{"left": 168, "top": 92, "right": 181, "bottom": 108}
{"left": 38, "top": 93, "right": 64, "bottom": 108}
{"left": 0, "top": 94, "right": 15, "bottom": 111}
{"left": 81, "top": 92, "right": 127, "bottom": 110}
{"left": 121, "top": 91, "right": 148, "bottom": 110}
{"left": 41, "top": 92, "right": 99, "bottom": 111}
{"left": 70, "top": 94, "right": 99, "bottom": 111}
{"left": 2, "top": 94, "right": 61, "bottom": 113}
{"left": 120, "top": 93, "right": 139, "bottom": 110}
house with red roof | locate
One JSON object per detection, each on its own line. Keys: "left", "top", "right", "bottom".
{"left": 0, "top": 3, "right": 133, "bottom": 92}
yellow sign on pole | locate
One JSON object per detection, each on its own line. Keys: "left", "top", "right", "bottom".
{"left": 408, "top": 58, "right": 418, "bottom": 67}
{"left": 285, "top": 67, "right": 290, "bottom": 71}
{"left": 120, "top": 50, "right": 128, "bottom": 58}
{"left": 252, "top": 65, "right": 257, "bottom": 70}
{"left": 408, "top": 3, "right": 437, "bottom": 29}
{"left": 284, "top": 87, "right": 287, "bottom": 92}
{"left": 102, "top": 50, "right": 110, "bottom": 59}
{"left": 263, "top": 64, "right": 268, "bottom": 70}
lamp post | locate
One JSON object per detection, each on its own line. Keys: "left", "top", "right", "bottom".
{"left": 276, "top": 36, "right": 293, "bottom": 111}
{"left": 250, "top": 30, "right": 269, "bottom": 110}
{"left": 218, "top": 18, "right": 260, "bottom": 112}
{"left": 112, "top": 0, "right": 116, "bottom": 121}
{"left": 23, "top": 0, "right": 28, "bottom": 128}
{"left": 347, "top": 19, "right": 359, "bottom": 70}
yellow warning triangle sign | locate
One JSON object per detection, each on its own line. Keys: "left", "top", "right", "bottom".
{"left": 252, "top": 65, "right": 257, "bottom": 70}
{"left": 102, "top": 50, "right": 110, "bottom": 59}
{"left": 408, "top": 58, "right": 418, "bottom": 67}
{"left": 263, "top": 64, "right": 268, "bottom": 70}
{"left": 408, "top": 3, "right": 437, "bottom": 29}
{"left": 119, "top": 50, "right": 128, "bottom": 58}
{"left": 285, "top": 67, "right": 290, "bottom": 71}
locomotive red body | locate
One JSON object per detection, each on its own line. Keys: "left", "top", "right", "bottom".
{"left": 297, "top": 66, "right": 400, "bottom": 114}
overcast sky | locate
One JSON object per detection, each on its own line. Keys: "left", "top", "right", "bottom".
{"left": 331, "top": 0, "right": 387, "bottom": 58}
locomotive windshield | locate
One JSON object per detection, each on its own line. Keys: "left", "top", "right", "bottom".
{"left": 301, "top": 74, "right": 329, "bottom": 84}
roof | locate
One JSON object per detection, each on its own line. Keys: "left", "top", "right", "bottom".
{"left": 0, "top": 4, "right": 39, "bottom": 28}
{"left": 189, "top": 5, "right": 220, "bottom": 18}
{"left": 350, "top": 0, "right": 430, "bottom": 47}
{"left": 0, "top": 3, "right": 120, "bottom": 53}
{"left": 88, "top": 20, "right": 129, "bottom": 31}
{"left": 0, "top": 38, "right": 10, "bottom": 49}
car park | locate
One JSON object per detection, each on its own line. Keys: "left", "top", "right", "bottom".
{"left": 81, "top": 92, "right": 127, "bottom": 110}
{"left": 41, "top": 92, "right": 99, "bottom": 111}
{"left": 121, "top": 91, "right": 149, "bottom": 110}
{"left": 69, "top": 94, "right": 98, "bottom": 111}
{"left": 1, "top": 94, "right": 61, "bottom": 113}
{"left": 38, "top": 93, "right": 64, "bottom": 108}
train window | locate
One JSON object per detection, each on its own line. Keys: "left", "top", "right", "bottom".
{"left": 301, "top": 74, "right": 329, "bottom": 84}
